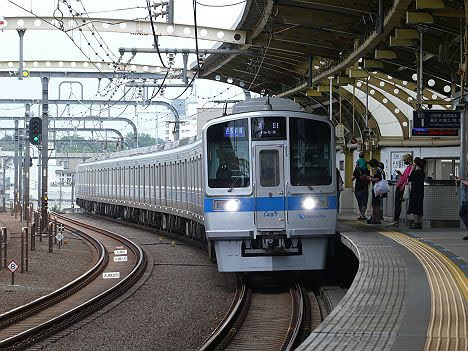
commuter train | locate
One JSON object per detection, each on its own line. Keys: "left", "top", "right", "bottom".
{"left": 75, "top": 97, "right": 337, "bottom": 272}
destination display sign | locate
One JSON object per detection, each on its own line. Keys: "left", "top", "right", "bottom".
{"left": 412, "top": 128, "right": 458, "bottom": 137}
{"left": 251, "top": 117, "right": 286, "bottom": 140}
{"left": 413, "top": 110, "right": 461, "bottom": 129}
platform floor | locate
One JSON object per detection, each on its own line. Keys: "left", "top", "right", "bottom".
{"left": 297, "top": 218, "right": 468, "bottom": 351}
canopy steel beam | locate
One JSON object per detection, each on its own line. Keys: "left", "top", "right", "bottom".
{"left": 0, "top": 61, "right": 178, "bottom": 75}
{"left": 277, "top": 0, "right": 414, "bottom": 97}
{"left": 2, "top": 17, "right": 246, "bottom": 45}
{"left": 119, "top": 48, "right": 256, "bottom": 55}
{"left": 0, "top": 71, "right": 166, "bottom": 79}
{"left": 201, "top": 0, "right": 274, "bottom": 78}
{"left": 353, "top": 83, "right": 409, "bottom": 138}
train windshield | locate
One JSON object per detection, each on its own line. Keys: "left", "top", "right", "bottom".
{"left": 289, "top": 118, "right": 332, "bottom": 186}
{"left": 207, "top": 119, "right": 250, "bottom": 189}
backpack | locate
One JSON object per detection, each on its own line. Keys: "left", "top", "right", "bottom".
{"left": 358, "top": 168, "right": 370, "bottom": 185}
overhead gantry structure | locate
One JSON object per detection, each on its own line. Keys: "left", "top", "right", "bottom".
{"left": 1, "top": 0, "right": 465, "bottom": 147}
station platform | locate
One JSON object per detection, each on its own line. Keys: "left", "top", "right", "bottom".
{"left": 297, "top": 217, "right": 468, "bottom": 351}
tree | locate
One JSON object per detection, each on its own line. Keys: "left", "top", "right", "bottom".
{"left": 0, "top": 135, "right": 14, "bottom": 151}
{"left": 125, "top": 132, "right": 163, "bottom": 148}
{"left": 55, "top": 135, "right": 118, "bottom": 153}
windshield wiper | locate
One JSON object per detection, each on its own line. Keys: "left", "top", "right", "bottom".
{"left": 228, "top": 176, "right": 241, "bottom": 192}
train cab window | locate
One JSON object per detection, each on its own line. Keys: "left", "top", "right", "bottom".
{"left": 207, "top": 119, "right": 250, "bottom": 188}
{"left": 289, "top": 118, "right": 332, "bottom": 186}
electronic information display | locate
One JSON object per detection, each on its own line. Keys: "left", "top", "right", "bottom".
{"left": 251, "top": 117, "right": 286, "bottom": 140}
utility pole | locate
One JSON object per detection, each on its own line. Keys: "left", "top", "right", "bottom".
{"left": 14, "top": 119, "right": 18, "bottom": 208}
{"left": 37, "top": 151, "right": 41, "bottom": 209}
{"left": 17, "top": 29, "right": 25, "bottom": 80}
{"left": 71, "top": 172, "right": 75, "bottom": 213}
{"left": 41, "top": 77, "right": 49, "bottom": 232}
{"left": 2, "top": 158, "right": 6, "bottom": 212}
{"left": 18, "top": 125, "right": 23, "bottom": 218}
{"left": 24, "top": 105, "right": 31, "bottom": 222}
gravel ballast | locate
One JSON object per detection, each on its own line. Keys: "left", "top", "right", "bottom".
{"left": 0, "top": 213, "right": 94, "bottom": 313}
{"left": 43, "top": 214, "right": 236, "bottom": 351}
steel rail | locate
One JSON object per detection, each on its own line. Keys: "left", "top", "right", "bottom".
{"left": 197, "top": 274, "right": 249, "bottom": 351}
{"left": 198, "top": 283, "right": 308, "bottom": 351}
{"left": 0, "top": 214, "right": 147, "bottom": 350}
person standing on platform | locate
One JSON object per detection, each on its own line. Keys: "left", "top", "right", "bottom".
{"left": 366, "top": 159, "right": 383, "bottom": 224}
{"left": 336, "top": 168, "right": 344, "bottom": 213}
{"left": 388, "top": 154, "right": 413, "bottom": 228}
{"left": 455, "top": 177, "right": 468, "bottom": 240}
{"left": 378, "top": 162, "right": 387, "bottom": 221}
{"left": 407, "top": 157, "right": 425, "bottom": 229}
{"left": 352, "top": 155, "right": 370, "bottom": 220}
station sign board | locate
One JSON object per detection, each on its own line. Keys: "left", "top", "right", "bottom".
{"left": 413, "top": 110, "right": 461, "bottom": 129}
{"left": 412, "top": 128, "right": 458, "bottom": 137}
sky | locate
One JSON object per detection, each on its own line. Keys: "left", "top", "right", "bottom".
{"left": 0, "top": 0, "right": 249, "bottom": 142}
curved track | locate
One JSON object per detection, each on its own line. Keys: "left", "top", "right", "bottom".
{"left": 0, "top": 214, "right": 147, "bottom": 350}
{"left": 200, "top": 283, "right": 312, "bottom": 351}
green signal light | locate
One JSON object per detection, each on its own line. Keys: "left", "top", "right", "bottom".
{"left": 33, "top": 136, "right": 39, "bottom": 141}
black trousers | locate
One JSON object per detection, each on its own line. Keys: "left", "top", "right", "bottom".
{"left": 393, "top": 187, "right": 403, "bottom": 221}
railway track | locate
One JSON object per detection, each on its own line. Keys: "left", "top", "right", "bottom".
{"left": 199, "top": 281, "right": 317, "bottom": 351}
{"left": 0, "top": 214, "right": 147, "bottom": 350}
{"left": 80, "top": 213, "right": 325, "bottom": 351}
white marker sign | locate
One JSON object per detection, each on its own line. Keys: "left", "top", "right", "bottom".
{"left": 7, "top": 260, "right": 18, "bottom": 273}
{"left": 114, "top": 249, "right": 127, "bottom": 255}
{"left": 113, "top": 256, "right": 128, "bottom": 262}
{"left": 56, "top": 233, "right": 64, "bottom": 241}
{"left": 103, "top": 272, "right": 120, "bottom": 279}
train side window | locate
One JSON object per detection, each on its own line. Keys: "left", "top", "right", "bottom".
{"left": 174, "top": 162, "right": 180, "bottom": 207}
{"left": 155, "top": 165, "right": 159, "bottom": 205}
{"left": 133, "top": 167, "right": 136, "bottom": 202}
{"left": 123, "top": 167, "right": 126, "bottom": 199}
{"left": 139, "top": 166, "right": 142, "bottom": 203}
{"left": 184, "top": 160, "right": 188, "bottom": 210}
{"left": 164, "top": 163, "right": 167, "bottom": 207}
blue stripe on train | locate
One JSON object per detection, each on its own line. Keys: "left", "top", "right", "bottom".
{"left": 204, "top": 195, "right": 337, "bottom": 212}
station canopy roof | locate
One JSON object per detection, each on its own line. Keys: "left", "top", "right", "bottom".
{"left": 200, "top": 0, "right": 466, "bottom": 142}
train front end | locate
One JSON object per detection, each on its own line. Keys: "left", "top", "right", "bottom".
{"left": 203, "top": 98, "right": 337, "bottom": 272}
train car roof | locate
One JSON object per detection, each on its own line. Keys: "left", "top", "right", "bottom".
{"left": 231, "top": 97, "right": 303, "bottom": 114}
{"left": 78, "top": 136, "right": 201, "bottom": 168}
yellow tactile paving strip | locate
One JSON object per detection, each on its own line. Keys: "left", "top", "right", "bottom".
{"left": 381, "top": 231, "right": 468, "bottom": 351}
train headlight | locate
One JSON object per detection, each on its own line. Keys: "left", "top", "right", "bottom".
{"left": 213, "top": 199, "right": 240, "bottom": 212}
{"left": 224, "top": 199, "right": 240, "bottom": 212}
{"left": 302, "top": 197, "right": 316, "bottom": 210}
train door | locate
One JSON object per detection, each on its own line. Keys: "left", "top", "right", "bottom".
{"left": 255, "top": 145, "right": 286, "bottom": 230}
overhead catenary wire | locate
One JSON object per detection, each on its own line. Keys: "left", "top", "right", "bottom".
{"left": 8, "top": 0, "right": 102, "bottom": 72}
{"left": 146, "top": 0, "right": 167, "bottom": 69}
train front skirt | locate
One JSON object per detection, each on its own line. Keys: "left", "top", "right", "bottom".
{"left": 214, "top": 238, "right": 328, "bottom": 272}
